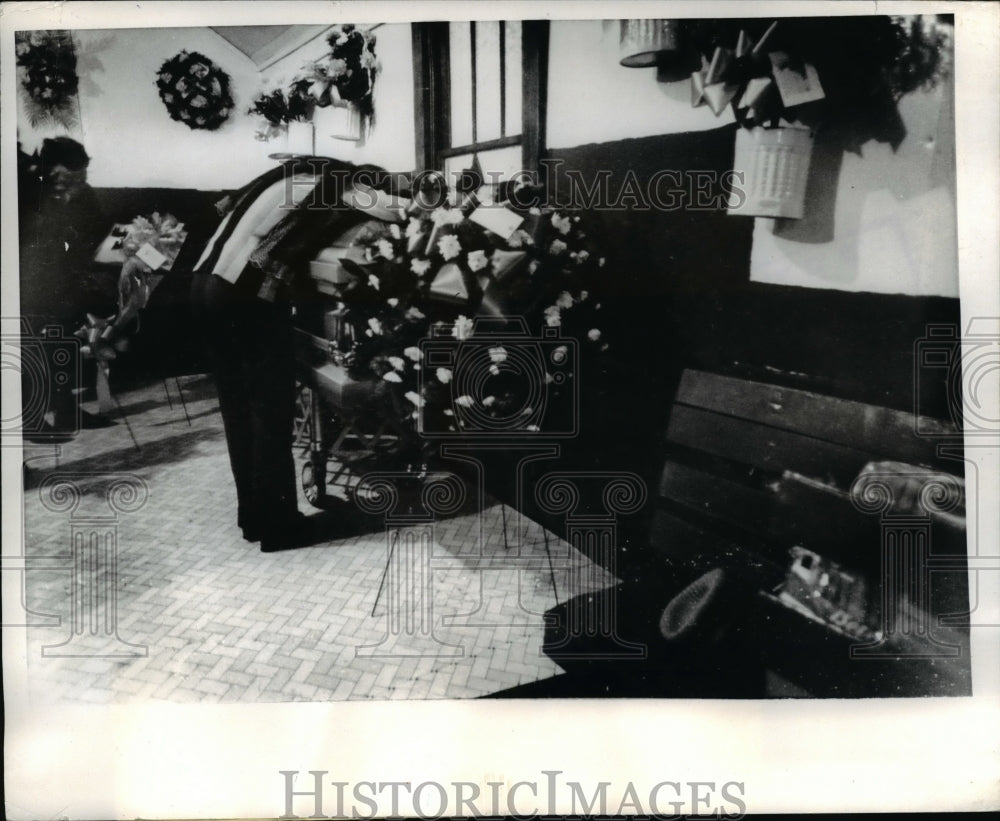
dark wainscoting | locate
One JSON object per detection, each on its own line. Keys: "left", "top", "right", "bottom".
{"left": 544, "top": 127, "right": 961, "bottom": 420}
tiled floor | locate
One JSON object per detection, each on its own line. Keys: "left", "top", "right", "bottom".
{"left": 16, "top": 375, "right": 617, "bottom": 703}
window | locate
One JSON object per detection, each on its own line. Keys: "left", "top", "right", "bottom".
{"left": 412, "top": 20, "right": 548, "bottom": 184}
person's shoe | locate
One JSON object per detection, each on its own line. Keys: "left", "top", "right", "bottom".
{"left": 259, "top": 505, "right": 361, "bottom": 553}
{"left": 238, "top": 509, "right": 260, "bottom": 542}
{"left": 260, "top": 512, "right": 317, "bottom": 553}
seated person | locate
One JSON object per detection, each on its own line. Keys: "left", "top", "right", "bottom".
{"left": 19, "top": 137, "right": 114, "bottom": 435}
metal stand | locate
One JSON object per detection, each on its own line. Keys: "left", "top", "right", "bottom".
{"left": 162, "top": 377, "right": 192, "bottom": 426}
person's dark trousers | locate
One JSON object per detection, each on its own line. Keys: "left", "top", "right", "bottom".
{"left": 191, "top": 268, "right": 299, "bottom": 541}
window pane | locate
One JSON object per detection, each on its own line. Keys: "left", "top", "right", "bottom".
{"left": 503, "top": 21, "right": 522, "bottom": 138}
{"left": 444, "top": 145, "right": 523, "bottom": 186}
{"left": 474, "top": 21, "right": 503, "bottom": 143}
{"left": 443, "top": 153, "right": 473, "bottom": 187}
{"left": 449, "top": 22, "right": 473, "bottom": 148}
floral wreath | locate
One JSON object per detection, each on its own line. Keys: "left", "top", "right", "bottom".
{"left": 15, "top": 30, "right": 80, "bottom": 128}
{"left": 156, "top": 50, "right": 234, "bottom": 130}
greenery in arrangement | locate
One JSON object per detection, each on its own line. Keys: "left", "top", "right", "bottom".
{"left": 15, "top": 30, "right": 80, "bottom": 128}
{"left": 155, "top": 50, "right": 234, "bottom": 131}
{"left": 75, "top": 213, "right": 188, "bottom": 362}
{"left": 247, "top": 85, "right": 316, "bottom": 141}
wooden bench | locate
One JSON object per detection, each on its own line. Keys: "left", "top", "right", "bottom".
{"left": 647, "top": 368, "right": 971, "bottom": 697}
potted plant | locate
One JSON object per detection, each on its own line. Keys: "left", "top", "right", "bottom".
{"left": 247, "top": 83, "right": 315, "bottom": 150}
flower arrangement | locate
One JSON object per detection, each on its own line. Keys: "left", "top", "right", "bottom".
{"left": 292, "top": 24, "right": 379, "bottom": 132}
{"left": 75, "top": 213, "right": 188, "bottom": 361}
{"left": 321, "top": 178, "right": 608, "bottom": 449}
{"left": 155, "top": 50, "right": 234, "bottom": 131}
{"left": 15, "top": 30, "right": 80, "bottom": 128}
{"left": 119, "top": 212, "right": 187, "bottom": 261}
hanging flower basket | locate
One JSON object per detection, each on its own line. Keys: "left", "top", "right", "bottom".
{"left": 15, "top": 30, "right": 80, "bottom": 128}
{"left": 728, "top": 126, "right": 815, "bottom": 219}
{"left": 683, "top": 16, "right": 950, "bottom": 222}
{"left": 618, "top": 19, "right": 697, "bottom": 79}
{"left": 293, "top": 24, "right": 378, "bottom": 138}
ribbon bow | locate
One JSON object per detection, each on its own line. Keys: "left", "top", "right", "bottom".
{"left": 74, "top": 312, "right": 129, "bottom": 361}
{"left": 690, "top": 21, "right": 811, "bottom": 125}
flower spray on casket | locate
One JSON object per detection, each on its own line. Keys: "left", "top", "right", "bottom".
{"left": 323, "top": 174, "right": 612, "bottom": 460}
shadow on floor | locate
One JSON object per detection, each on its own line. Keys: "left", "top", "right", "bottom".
{"left": 23, "top": 427, "right": 225, "bottom": 495}
{"left": 147, "top": 407, "right": 221, "bottom": 428}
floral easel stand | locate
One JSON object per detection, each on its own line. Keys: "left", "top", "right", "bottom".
{"left": 77, "top": 213, "right": 190, "bottom": 448}
{"left": 76, "top": 311, "right": 140, "bottom": 450}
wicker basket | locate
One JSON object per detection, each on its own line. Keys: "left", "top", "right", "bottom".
{"left": 728, "top": 126, "right": 815, "bottom": 219}
{"left": 619, "top": 19, "right": 682, "bottom": 67}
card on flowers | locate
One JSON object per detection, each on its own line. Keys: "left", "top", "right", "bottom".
{"left": 468, "top": 205, "right": 524, "bottom": 241}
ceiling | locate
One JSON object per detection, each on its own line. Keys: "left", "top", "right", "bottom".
{"left": 211, "top": 25, "right": 331, "bottom": 69}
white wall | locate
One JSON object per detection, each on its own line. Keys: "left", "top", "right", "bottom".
{"left": 546, "top": 20, "right": 734, "bottom": 149}
{"left": 18, "top": 27, "right": 275, "bottom": 189}
{"left": 260, "top": 23, "right": 416, "bottom": 173}
{"left": 17, "top": 23, "right": 415, "bottom": 185}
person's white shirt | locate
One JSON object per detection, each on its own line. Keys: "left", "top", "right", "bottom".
{"left": 194, "top": 173, "right": 318, "bottom": 283}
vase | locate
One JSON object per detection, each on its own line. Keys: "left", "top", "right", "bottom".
{"left": 727, "top": 126, "right": 815, "bottom": 220}
{"left": 327, "top": 102, "right": 364, "bottom": 142}
{"left": 287, "top": 120, "right": 315, "bottom": 155}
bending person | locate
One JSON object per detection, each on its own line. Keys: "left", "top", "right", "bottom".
{"left": 190, "top": 158, "right": 372, "bottom": 552}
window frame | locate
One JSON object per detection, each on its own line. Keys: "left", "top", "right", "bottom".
{"left": 411, "top": 20, "right": 549, "bottom": 178}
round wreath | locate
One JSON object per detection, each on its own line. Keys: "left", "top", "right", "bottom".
{"left": 155, "top": 50, "right": 234, "bottom": 130}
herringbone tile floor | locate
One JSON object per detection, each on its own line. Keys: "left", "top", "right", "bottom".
{"left": 16, "top": 375, "right": 617, "bottom": 703}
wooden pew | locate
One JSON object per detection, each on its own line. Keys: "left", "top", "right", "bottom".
{"left": 645, "top": 369, "right": 971, "bottom": 697}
